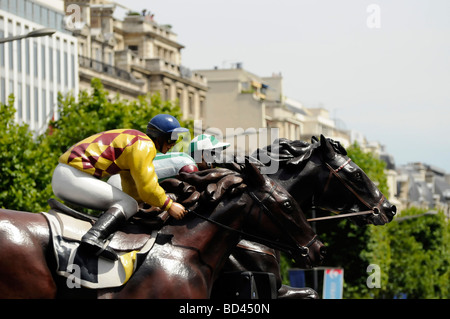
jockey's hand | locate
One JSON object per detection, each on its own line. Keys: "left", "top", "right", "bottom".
{"left": 168, "top": 202, "right": 188, "bottom": 220}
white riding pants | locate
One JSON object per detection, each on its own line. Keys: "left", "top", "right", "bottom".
{"left": 52, "top": 163, "right": 138, "bottom": 219}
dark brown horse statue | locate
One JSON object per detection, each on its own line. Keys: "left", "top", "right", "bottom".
{"left": 0, "top": 162, "right": 325, "bottom": 298}
{"left": 217, "top": 135, "right": 397, "bottom": 298}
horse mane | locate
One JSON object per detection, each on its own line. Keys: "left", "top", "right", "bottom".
{"left": 252, "top": 138, "right": 318, "bottom": 169}
{"left": 251, "top": 136, "right": 347, "bottom": 169}
{"left": 160, "top": 168, "right": 246, "bottom": 213}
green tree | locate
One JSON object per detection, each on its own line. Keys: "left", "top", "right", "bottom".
{"left": 377, "top": 207, "right": 449, "bottom": 298}
{"left": 1, "top": 78, "right": 192, "bottom": 213}
{"left": 0, "top": 95, "right": 47, "bottom": 212}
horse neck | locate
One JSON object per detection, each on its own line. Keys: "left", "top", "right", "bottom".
{"left": 161, "top": 195, "right": 250, "bottom": 277}
{"left": 272, "top": 161, "right": 319, "bottom": 207}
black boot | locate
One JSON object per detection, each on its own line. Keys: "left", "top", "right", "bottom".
{"left": 80, "top": 207, "right": 126, "bottom": 261}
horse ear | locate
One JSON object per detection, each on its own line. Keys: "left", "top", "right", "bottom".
{"left": 244, "top": 158, "right": 266, "bottom": 186}
{"left": 319, "top": 134, "right": 336, "bottom": 160}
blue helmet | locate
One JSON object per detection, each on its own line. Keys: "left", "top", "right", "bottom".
{"left": 146, "top": 114, "right": 189, "bottom": 141}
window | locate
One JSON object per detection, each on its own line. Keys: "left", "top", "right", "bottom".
{"left": 33, "top": 40, "right": 38, "bottom": 77}
{"left": 17, "top": 0, "right": 25, "bottom": 17}
{"left": 41, "top": 44, "right": 46, "bottom": 79}
{"left": 25, "top": 1, "right": 32, "bottom": 20}
{"left": 25, "top": 27, "right": 30, "bottom": 73}
{"left": 49, "top": 91, "right": 54, "bottom": 119}
{"left": 33, "top": 3, "right": 40, "bottom": 23}
{"left": 34, "top": 87, "right": 38, "bottom": 122}
{"left": 71, "top": 52, "right": 75, "bottom": 86}
{"left": 49, "top": 45, "right": 53, "bottom": 81}
{"left": 7, "top": 0, "right": 16, "bottom": 13}
{"left": 128, "top": 45, "right": 138, "bottom": 52}
{"left": 17, "top": 83, "right": 22, "bottom": 120}
{"left": 188, "top": 94, "right": 194, "bottom": 116}
{"left": 64, "top": 50, "right": 68, "bottom": 86}
{"left": 40, "top": 6, "right": 48, "bottom": 27}
{"left": 240, "top": 81, "right": 251, "bottom": 93}
{"left": 8, "top": 40, "right": 13, "bottom": 70}
{"left": 177, "top": 90, "right": 182, "bottom": 107}
{"left": 8, "top": 20, "right": 13, "bottom": 70}
{"left": 164, "top": 86, "right": 170, "bottom": 100}
{"left": 48, "top": 10, "right": 56, "bottom": 29}
{"left": 42, "top": 88, "right": 46, "bottom": 121}
{"left": 199, "top": 98, "right": 205, "bottom": 118}
{"left": 26, "top": 84, "right": 30, "bottom": 121}
{"left": 17, "top": 36, "right": 22, "bottom": 72}
{"left": 95, "top": 47, "right": 101, "bottom": 61}
{"left": 56, "top": 48, "right": 61, "bottom": 83}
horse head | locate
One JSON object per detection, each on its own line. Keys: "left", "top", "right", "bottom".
{"left": 241, "top": 161, "right": 326, "bottom": 268}
{"left": 312, "top": 135, "right": 397, "bottom": 225}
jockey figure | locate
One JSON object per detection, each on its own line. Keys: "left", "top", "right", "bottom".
{"left": 189, "top": 134, "right": 230, "bottom": 170}
{"left": 52, "top": 114, "right": 189, "bottom": 260}
{"left": 108, "top": 133, "right": 230, "bottom": 187}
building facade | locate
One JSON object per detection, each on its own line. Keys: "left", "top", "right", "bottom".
{"left": 63, "top": 0, "right": 207, "bottom": 121}
{"left": 197, "top": 66, "right": 351, "bottom": 155}
{"left": 396, "top": 162, "right": 450, "bottom": 217}
{"left": 195, "top": 66, "right": 273, "bottom": 155}
{"left": 0, "top": 0, "right": 78, "bottom": 133}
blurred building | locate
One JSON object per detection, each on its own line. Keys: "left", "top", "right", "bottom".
{"left": 396, "top": 162, "right": 450, "bottom": 217}
{"left": 196, "top": 65, "right": 351, "bottom": 155}
{"left": 63, "top": 0, "right": 207, "bottom": 120}
{"left": 0, "top": 0, "right": 78, "bottom": 134}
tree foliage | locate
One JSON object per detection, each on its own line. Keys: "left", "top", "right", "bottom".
{"left": 0, "top": 96, "right": 46, "bottom": 211}
{"left": 369, "top": 207, "right": 449, "bottom": 299}
{"left": 0, "top": 78, "right": 191, "bottom": 212}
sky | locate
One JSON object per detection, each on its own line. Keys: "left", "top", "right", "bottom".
{"left": 113, "top": 0, "right": 450, "bottom": 173}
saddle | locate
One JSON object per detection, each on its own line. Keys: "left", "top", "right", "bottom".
{"left": 43, "top": 199, "right": 159, "bottom": 289}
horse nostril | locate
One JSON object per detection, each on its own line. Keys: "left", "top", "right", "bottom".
{"left": 372, "top": 207, "right": 380, "bottom": 215}
{"left": 391, "top": 205, "right": 397, "bottom": 215}
{"left": 320, "top": 246, "right": 327, "bottom": 256}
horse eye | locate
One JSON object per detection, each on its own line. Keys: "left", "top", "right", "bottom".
{"left": 283, "top": 201, "right": 293, "bottom": 210}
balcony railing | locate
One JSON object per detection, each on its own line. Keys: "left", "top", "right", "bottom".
{"left": 78, "top": 55, "right": 133, "bottom": 82}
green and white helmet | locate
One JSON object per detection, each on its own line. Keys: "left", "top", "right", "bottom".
{"left": 189, "top": 134, "right": 230, "bottom": 157}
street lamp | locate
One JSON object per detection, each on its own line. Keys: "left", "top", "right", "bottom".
{"left": 0, "top": 28, "right": 56, "bottom": 44}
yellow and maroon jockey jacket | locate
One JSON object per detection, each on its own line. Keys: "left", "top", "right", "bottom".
{"left": 58, "top": 129, "right": 172, "bottom": 210}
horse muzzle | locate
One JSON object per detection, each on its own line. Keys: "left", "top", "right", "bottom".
{"left": 371, "top": 202, "right": 397, "bottom": 225}
{"left": 294, "top": 237, "right": 326, "bottom": 268}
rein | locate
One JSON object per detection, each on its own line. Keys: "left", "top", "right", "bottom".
{"left": 187, "top": 209, "right": 313, "bottom": 255}
{"left": 307, "top": 210, "right": 374, "bottom": 222}
{"left": 187, "top": 182, "right": 318, "bottom": 258}
{"left": 308, "top": 157, "right": 384, "bottom": 223}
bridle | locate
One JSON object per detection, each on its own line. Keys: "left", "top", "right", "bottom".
{"left": 188, "top": 180, "right": 319, "bottom": 262}
{"left": 307, "top": 157, "right": 385, "bottom": 223}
